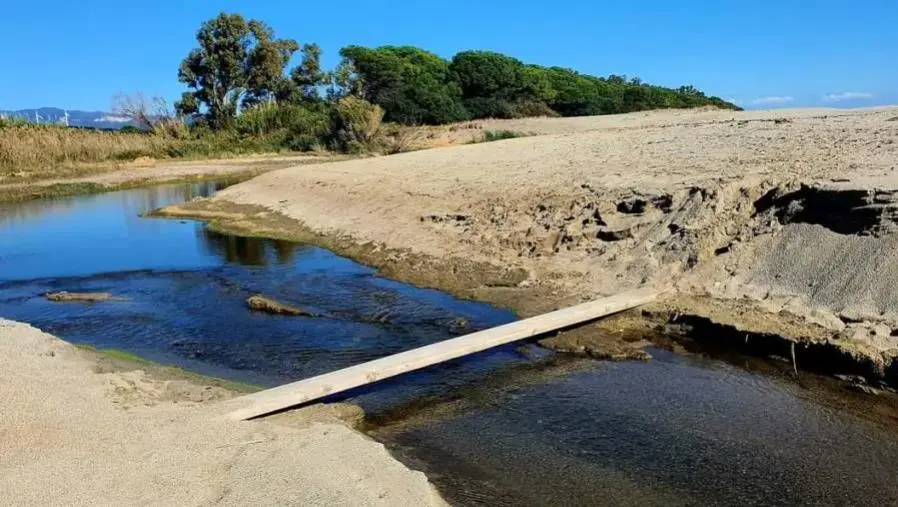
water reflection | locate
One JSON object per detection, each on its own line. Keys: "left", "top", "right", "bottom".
{"left": 198, "top": 229, "right": 298, "bottom": 266}
{"left": 0, "top": 181, "right": 238, "bottom": 281}
{"left": 0, "top": 180, "right": 232, "bottom": 227}
{"left": 0, "top": 180, "right": 519, "bottom": 389}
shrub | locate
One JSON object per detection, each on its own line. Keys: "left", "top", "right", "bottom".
{"left": 332, "top": 96, "right": 384, "bottom": 152}
{"left": 462, "top": 97, "right": 517, "bottom": 119}
{"left": 481, "top": 130, "right": 528, "bottom": 142}
{"left": 235, "top": 103, "right": 330, "bottom": 151}
{"left": 509, "top": 101, "right": 558, "bottom": 118}
{"left": 378, "top": 123, "right": 426, "bottom": 154}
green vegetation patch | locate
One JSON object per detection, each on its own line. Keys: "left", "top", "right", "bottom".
{"left": 74, "top": 343, "right": 263, "bottom": 393}
{"left": 74, "top": 343, "right": 152, "bottom": 364}
{"left": 480, "top": 130, "right": 529, "bottom": 143}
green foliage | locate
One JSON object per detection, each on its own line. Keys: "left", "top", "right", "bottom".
{"left": 481, "top": 130, "right": 528, "bottom": 142}
{"left": 176, "top": 13, "right": 299, "bottom": 128}
{"left": 118, "top": 125, "right": 141, "bottom": 133}
{"left": 332, "top": 96, "right": 385, "bottom": 152}
{"left": 75, "top": 344, "right": 152, "bottom": 364}
{"left": 169, "top": 12, "right": 740, "bottom": 156}
{"left": 538, "top": 67, "right": 620, "bottom": 116}
{"left": 244, "top": 20, "right": 300, "bottom": 107}
{"left": 328, "top": 59, "right": 362, "bottom": 100}
{"left": 451, "top": 51, "right": 527, "bottom": 101}
{"left": 289, "top": 43, "right": 326, "bottom": 102}
{"left": 235, "top": 102, "right": 331, "bottom": 151}
{"left": 449, "top": 51, "right": 558, "bottom": 119}
{"left": 338, "top": 45, "right": 469, "bottom": 125}
{"left": 174, "top": 91, "right": 200, "bottom": 117}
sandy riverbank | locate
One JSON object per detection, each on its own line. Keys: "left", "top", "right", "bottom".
{"left": 0, "top": 319, "right": 445, "bottom": 505}
{"left": 158, "top": 106, "right": 898, "bottom": 381}
{"left": 0, "top": 153, "right": 349, "bottom": 203}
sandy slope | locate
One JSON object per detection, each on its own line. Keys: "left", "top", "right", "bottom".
{"left": 204, "top": 106, "right": 898, "bottom": 297}
{"left": 0, "top": 154, "right": 343, "bottom": 204}
{"left": 160, "top": 106, "right": 898, "bottom": 375}
{"left": 0, "top": 319, "right": 445, "bottom": 506}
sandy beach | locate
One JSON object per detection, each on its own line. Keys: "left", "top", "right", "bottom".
{"left": 0, "top": 319, "right": 445, "bottom": 506}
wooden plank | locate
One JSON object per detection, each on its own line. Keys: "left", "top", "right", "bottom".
{"left": 224, "top": 288, "right": 659, "bottom": 420}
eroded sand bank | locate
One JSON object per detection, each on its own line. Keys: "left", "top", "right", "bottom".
{"left": 158, "top": 106, "right": 898, "bottom": 380}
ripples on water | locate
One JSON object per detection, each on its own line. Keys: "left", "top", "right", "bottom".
{"left": 2, "top": 183, "right": 898, "bottom": 506}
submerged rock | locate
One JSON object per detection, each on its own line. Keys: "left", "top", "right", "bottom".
{"left": 45, "top": 291, "right": 112, "bottom": 303}
{"left": 246, "top": 295, "right": 312, "bottom": 317}
{"left": 447, "top": 316, "right": 470, "bottom": 335}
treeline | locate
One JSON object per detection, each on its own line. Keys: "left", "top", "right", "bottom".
{"left": 172, "top": 13, "right": 736, "bottom": 143}
{"left": 338, "top": 47, "right": 738, "bottom": 125}
{"left": 2, "top": 11, "right": 738, "bottom": 178}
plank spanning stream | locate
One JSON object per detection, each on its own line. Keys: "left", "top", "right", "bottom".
{"left": 225, "top": 288, "right": 660, "bottom": 420}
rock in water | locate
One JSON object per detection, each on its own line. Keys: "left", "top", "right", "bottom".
{"left": 246, "top": 295, "right": 311, "bottom": 316}
{"left": 45, "top": 291, "right": 112, "bottom": 302}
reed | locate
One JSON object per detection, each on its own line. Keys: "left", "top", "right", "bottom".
{"left": 0, "top": 124, "right": 178, "bottom": 181}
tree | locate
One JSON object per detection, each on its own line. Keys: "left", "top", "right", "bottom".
{"left": 112, "top": 92, "right": 180, "bottom": 132}
{"left": 607, "top": 74, "right": 627, "bottom": 85}
{"left": 450, "top": 51, "right": 531, "bottom": 118}
{"left": 177, "top": 13, "right": 297, "bottom": 129}
{"left": 290, "top": 43, "right": 326, "bottom": 101}
{"left": 339, "top": 45, "right": 468, "bottom": 125}
{"left": 622, "top": 86, "right": 650, "bottom": 112}
{"left": 450, "top": 51, "right": 526, "bottom": 101}
{"left": 327, "top": 60, "right": 362, "bottom": 100}
{"left": 111, "top": 92, "right": 153, "bottom": 130}
{"left": 244, "top": 20, "right": 299, "bottom": 106}
{"left": 175, "top": 91, "right": 199, "bottom": 118}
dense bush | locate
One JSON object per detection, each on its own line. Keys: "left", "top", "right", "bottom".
{"left": 481, "top": 130, "right": 528, "bottom": 142}
{"left": 338, "top": 46, "right": 469, "bottom": 125}
{"left": 235, "top": 102, "right": 331, "bottom": 151}
{"left": 332, "top": 96, "right": 385, "bottom": 152}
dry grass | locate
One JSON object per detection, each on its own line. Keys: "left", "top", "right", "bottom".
{"left": 0, "top": 124, "right": 316, "bottom": 184}
{"left": 0, "top": 113, "right": 535, "bottom": 186}
{"left": 0, "top": 125, "right": 178, "bottom": 182}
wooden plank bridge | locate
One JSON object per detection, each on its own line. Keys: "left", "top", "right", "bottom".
{"left": 224, "top": 288, "right": 659, "bottom": 421}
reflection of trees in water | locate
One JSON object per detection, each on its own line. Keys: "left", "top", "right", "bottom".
{"left": 272, "top": 240, "right": 297, "bottom": 264}
{"left": 199, "top": 228, "right": 297, "bottom": 266}
{"left": 0, "top": 181, "right": 232, "bottom": 227}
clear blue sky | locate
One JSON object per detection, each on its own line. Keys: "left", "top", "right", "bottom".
{"left": 1, "top": 0, "right": 895, "bottom": 111}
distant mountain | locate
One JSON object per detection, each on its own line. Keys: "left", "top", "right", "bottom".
{"left": 0, "top": 107, "right": 135, "bottom": 130}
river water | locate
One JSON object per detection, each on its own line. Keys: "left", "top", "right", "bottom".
{"left": 2, "top": 182, "right": 898, "bottom": 506}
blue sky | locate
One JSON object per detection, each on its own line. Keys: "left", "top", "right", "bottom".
{"left": 1, "top": 1, "right": 895, "bottom": 111}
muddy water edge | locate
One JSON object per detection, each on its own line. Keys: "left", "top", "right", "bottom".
{"left": 3, "top": 182, "right": 898, "bottom": 506}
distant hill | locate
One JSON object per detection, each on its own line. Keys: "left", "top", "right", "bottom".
{"left": 0, "top": 107, "right": 135, "bottom": 130}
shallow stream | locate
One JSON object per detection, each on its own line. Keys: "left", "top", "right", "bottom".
{"left": 2, "top": 183, "right": 898, "bottom": 505}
